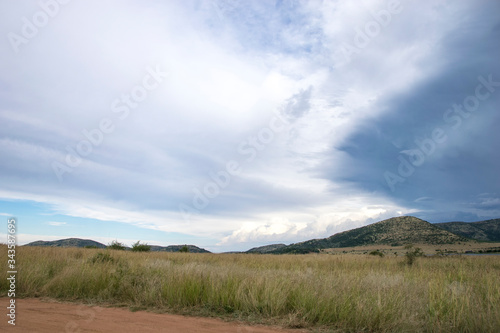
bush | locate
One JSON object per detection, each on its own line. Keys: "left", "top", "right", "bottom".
{"left": 89, "top": 252, "right": 115, "bottom": 264}
{"left": 84, "top": 245, "right": 98, "bottom": 249}
{"left": 179, "top": 245, "right": 189, "bottom": 253}
{"left": 404, "top": 246, "right": 424, "bottom": 266}
{"left": 131, "top": 241, "right": 151, "bottom": 252}
{"left": 107, "top": 240, "right": 126, "bottom": 250}
{"left": 369, "top": 250, "right": 384, "bottom": 257}
{"left": 435, "top": 249, "right": 445, "bottom": 257}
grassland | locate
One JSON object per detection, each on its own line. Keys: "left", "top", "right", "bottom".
{"left": 323, "top": 242, "right": 500, "bottom": 256}
{"left": 1, "top": 245, "right": 499, "bottom": 332}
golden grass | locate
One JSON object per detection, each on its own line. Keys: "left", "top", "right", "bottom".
{"left": 323, "top": 242, "right": 500, "bottom": 255}
{"left": 1, "top": 245, "right": 499, "bottom": 332}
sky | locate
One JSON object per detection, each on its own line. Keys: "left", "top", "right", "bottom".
{"left": 0, "top": 0, "right": 499, "bottom": 252}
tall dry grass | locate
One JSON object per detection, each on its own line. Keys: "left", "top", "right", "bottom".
{"left": 1, "top": 245, "right": 499, "bottom": 332}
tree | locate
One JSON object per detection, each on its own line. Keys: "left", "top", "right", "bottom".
{"left": 131, "top": 241, "right": 151, "bottom": 252}
{"left": 179, "top": 245, "right": 189, "bottom": 253}
{"left": 107, "top": 240, "right": 126, "bottom": 250}
{"left": 369, "top": 250, "right": 384, "bottom": 257}
{"left": 404, "top": 244, "right": 424, "bottom": 266}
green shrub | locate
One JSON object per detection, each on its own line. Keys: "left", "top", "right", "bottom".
{"left": 107, "top": 240, "right": 126, "bottom": 250}
{"left": 89, "top": 252, "right": 115, "bottom": 264}
{"left": 131, "top": 241, "right": 151, "bottom": 252}
{"left": 179, "top": 245, "right": 189, "bottom": 253}
{"left": 369, "top": 250, "right": 384, "bottom": 257}
{"left": 404, "top": 246, "right": 424, "bottom": 266}
{"left": 435, "top": 249, "right": 445, "bottom": 257}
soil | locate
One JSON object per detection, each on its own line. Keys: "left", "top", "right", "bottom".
{"left": 0, "top": 298, "right": 307, "bottom": 333}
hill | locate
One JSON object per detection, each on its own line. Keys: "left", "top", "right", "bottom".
{"left": 25, "top": 238, "right": 106, "bottom": 248}
{"left": 149, "top": 245, "right": 210, "bottom": 253}
{"left": 272, "top": 216, "right": 471, "bottom": 254}
{"left": 435, "top": 218, "right": 500, "bottom": 242}
{"left": 25, "top": 238, "right": 210, "bottom": 253}
{"left": 246, "top": 244, "right": 286, "bottom": 254}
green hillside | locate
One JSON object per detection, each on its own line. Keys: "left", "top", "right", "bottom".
{"left": 246, "top": 244, "right": 287, "bottom": 254}
{"left": 435, "top": 218, "right": 500, "bottom": 242}
{"left": 273, "top": 216, "right": 471, "bottom": 254}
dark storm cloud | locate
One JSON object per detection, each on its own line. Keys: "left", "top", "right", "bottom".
{"left": 324, "top": 1, "right": 500, "bottom": 221}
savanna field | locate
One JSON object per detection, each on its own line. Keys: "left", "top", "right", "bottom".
{"left": 1, "top": 245, "right": 499, "bottom": 333}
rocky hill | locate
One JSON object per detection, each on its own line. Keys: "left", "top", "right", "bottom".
{"left": 246, "top": 244, "right": 286, "bottom": 254}
{"left": 25, "top": 238, "right": 210, "bottom": 252}
{"left": 25, "top": 238, "right": 106, "bottom": 248}
{"left": 272, "top": 216, "right": 471, "bottom": 254}
{"left": 149, "top": 245, "right": 210, "bottom": 253}
{"left": 435, "top": 218, "right": 500, "bottom": 242}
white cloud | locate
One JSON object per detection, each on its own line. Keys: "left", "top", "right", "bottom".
{"left": 45, "top": 221, "right": 67, "bottom": 226}
{"left": 219, "top": 198, "right": 417, "bottom": 247}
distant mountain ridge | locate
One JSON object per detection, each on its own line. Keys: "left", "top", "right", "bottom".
{"left": 246, "top": 244, "right": 286, "bottom": 254}
{"left": 271, "top": 216, "right": 472, "bottom": 254}
{"left": 25, "top": 238, "right": 107, "bottom": 248}
{"left": 22, "top": 217, "right": 499, "bottom": 254}
{"left": 149, "top": 245, "right": 210, "bottom": 253}
{"left": 25, "top": 238, "right": 210, "bottom": 253}
{"left": 434, "top": 219, "right": 500, "bottom": 242}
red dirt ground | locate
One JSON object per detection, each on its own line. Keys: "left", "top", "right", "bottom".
{"left": 0, "top": 298, "right": 308, "bottom": 333}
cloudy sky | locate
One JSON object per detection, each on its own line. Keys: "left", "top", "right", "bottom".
{"left": 1, "top": 0, "right": 499, "bottom": 252}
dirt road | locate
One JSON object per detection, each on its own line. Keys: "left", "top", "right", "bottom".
{"left": 0, "top": 298, "right": 307, "bottom": 333}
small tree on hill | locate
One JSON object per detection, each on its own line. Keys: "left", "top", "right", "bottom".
{"left": 131, "top": 241, "right": 151, "bottom": 252}
{"left": 179, "top": 245, "right": 189, "bottom": 253}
